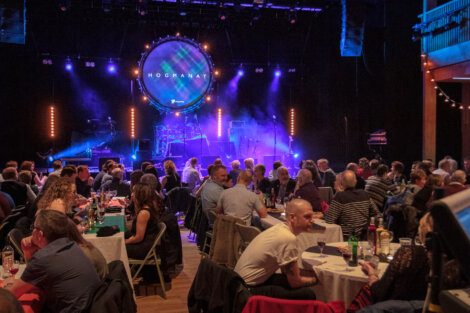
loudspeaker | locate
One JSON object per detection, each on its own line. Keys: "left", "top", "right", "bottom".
{"left": 139, "top": 139, "right": 151, "bottom": 151}
{"left": 340, "top": 0, "right": 366, "bottom": 57}
{"left": 98, "top": 157, "right": 121, "bottom": 170}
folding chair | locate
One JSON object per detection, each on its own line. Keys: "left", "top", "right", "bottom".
{"left": 128, "top": 222, "right": 167, "bottom": 299}
{"left": 235, "top": 223, "right": 261, "bottom": 255}
{"left": 201, "top": 210, "right": 217, "bottom": 258}
{"left": 7, "top": 228, "right": 25, "bottom": 260}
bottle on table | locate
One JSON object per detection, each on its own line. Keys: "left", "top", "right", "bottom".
{"left": 367, "top": 217, "right": 377, "bottom": 255}
{"left": 88, "top": 199, "right": 96, "bottom": 229}
{"left": 379, "top": 228, "right": 392, "bottom": 256}
{"left": 375, "top": 217, "right": 385, "bottom": 255}
{"left": 2, "top": 242, "right": 14, "bottom": 278}
{"left": 270, "top": 188, "right": 276, "bottom": 209}
{"left": 348, "top": 235, "right": 359, "bottom": 266}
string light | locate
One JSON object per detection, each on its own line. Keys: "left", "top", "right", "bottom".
{"left": 217, "top": 108, "right": 222, "bottom": 138}
{"left": 289, "top": 108, "right": 295, "bottom": 136}
{"left": 49, "top": 105, "right": 55, "bottom": 138}
{"left": 421, "top": 53, "right": 470, "bottom": 110}
{"left": 130, "top": 107, "right": 136, "bottom": 139}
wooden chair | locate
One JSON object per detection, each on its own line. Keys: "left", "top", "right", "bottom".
{"left": 128, "top": 222, "right": 167, "bottom": 299}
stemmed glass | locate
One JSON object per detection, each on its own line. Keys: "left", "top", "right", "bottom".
{"left": 97, "top": 206, "right": 106, "bottom": 224}
{"left": 317, "top": 237, "right": 326, "bottom": 258}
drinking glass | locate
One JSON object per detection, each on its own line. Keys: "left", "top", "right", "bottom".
{"left": 97, "top": 207, "right": 106, "bottom": 224}
{"left": 317, "top": 237, "right": 326, "bottom": 258}
{"left": 342, "top": 247, "right": 353, "bottom": 272}
{"left": 9, "top": 260, "right": 19, "bottom": 278}
{"left": 399, "top": 237, "right": 412, "bottom": 246}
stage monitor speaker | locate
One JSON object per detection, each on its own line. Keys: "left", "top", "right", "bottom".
{"left": 340, "top": 0, "right": 365, "bottom": 57}
{"left": 139, "top": 139, "right": 151, "bottom": 151}
{"left": 167, "top": 139, "right": 210, "bottom": 158}
{"left": 201, "top": 156, "right": 220, "bottom": 168}
{"left": 98, "top": 157, "right": 121, "bottom": 170}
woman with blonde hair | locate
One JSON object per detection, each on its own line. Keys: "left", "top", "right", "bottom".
{"left": 37, "top": 177, "right": 76, "bottom": 215}
{"left": 161, "top": 160, "right": 181, "bottom": 192}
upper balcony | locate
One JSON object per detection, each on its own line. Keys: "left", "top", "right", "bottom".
{"left": 416, "top": 0, "right": 470, "bottom": 69}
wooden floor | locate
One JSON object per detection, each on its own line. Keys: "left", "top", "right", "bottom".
{"left": 136, "top": 229, "right": 201, "bottom": 313}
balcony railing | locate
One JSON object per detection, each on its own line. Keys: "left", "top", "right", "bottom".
{"left": 417, "top": 0, "right": 470, "bottom": 53}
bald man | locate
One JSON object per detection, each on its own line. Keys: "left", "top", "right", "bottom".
{"left": 234, "top": 199, "right": 317, "bottom": 299}
{"left": 294, "top": 169, "right": 322, "bottom": 212}
{"left": 216, "top": 170, "right": 267, "bottom": 225}
{"left": 325, "top": 170, "right": 378, "bottom": 240}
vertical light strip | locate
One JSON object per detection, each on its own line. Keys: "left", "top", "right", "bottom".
{"left": 130, "top": 107, "right": 136, "bottom": 139}
{"left": 290, "top": 108, "right": 295, "bottom": 136}
{"left": 50, "top": 106, "right": 55, "bottom": 138}
{"left": 217, "top": 108, "right": 222, "bottom": 138}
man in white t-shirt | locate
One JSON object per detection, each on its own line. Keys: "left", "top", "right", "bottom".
{"left": 234, "top": 199, "right": 317, "bottom": 299}
{"left": 216, "top": 170, "right": 267, "bottom": 225}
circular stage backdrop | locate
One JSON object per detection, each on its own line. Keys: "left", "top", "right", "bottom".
{"left": 138, "top": 37, "right": 214, "bottom": 113}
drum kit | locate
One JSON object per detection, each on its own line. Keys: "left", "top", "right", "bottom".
{"left": 154, "top": 124, "right": 200, "bottom": 157}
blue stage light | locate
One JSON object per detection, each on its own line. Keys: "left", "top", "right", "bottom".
{"left": 65, "top": 58, "right": 73, "bottom": 72}
{"left": 48, "top": 156, "right": 54, "bottom": 162}
{"left": 274, "top": 69, "right": 282, "bottom": 77}
{"left": 107, "top": 60, "right": 117, "bottom": 74}
{"left": 237, "top": 69, "right": 244, "bottom": 77}
{"left": 131, "top": 154, "right": 137, "bottom": 160}
{"left": 294, "top": 153, "right": 299, "bottom": 159}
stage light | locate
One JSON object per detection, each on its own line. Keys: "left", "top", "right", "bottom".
{"left": 274, "top": 69, "right": 282, "bottom": 77}
{"left": 289, "top": 108, "right": 295, "bottom": 136}
{"left": 214, "top": 70, "right": 220, "bottom": 77}
{"left": 206, "top": 95, "right": 212, "bottom": 102}
{"left": 85, "top": 61, "right": 95, "bottom": 68}
{"left": 175, "top": 112, "right": 181, "bottom": 117}
{"left": 434, "top": 86, "right": 438, "bottom": 89}
{"left": 145, "top": 44, "right": 150, "bottom": 49}
{"left": 48, "top": 156, "right": 54, "bottom": 162}
{"left": 176, "top": 32, "right": 181, "bottom": 37}
{"left": 49, "top": 106, "right": 56, "bottom": 138}
{"left": 459, "top": 105, "right": 464, "bottom": 110}
{"left": 237, "top": 69, "right": 244, "bottom": 77}
{"left": 131, "top": 154, "right": 137, "bottom": 160}
{"left": 130, "top": 107, "right": 136, "bottom": 139}
{"left": 65, "top": 58, "right": 73, "bottom": 72}
{"left": 255, "top": 68, "right": 264, "bottom": 73}
{"left": 106, "top": 59, "right": 117, "bottom": 74}
{"left": 426, "top": 70, "right": 430, "bottom": 74}
{"left": 203, "top": 44, "right": 209, "bottom": 51}
{"left": 288, "top": 68, "right": 296, "bottom": 73}
{"left": 133, "top": 68, "right": 139, "bottom": 76}
{"left": 59, "top": 0, "right": 71, "bottom": 11}
{"left": 42, "top": 59, "right": 53, "bottom": 65}
{"left": 217, "top": 108, "right": 222, "bottom": 138}
{"left": 142, "top": 96, "right": 148, "bottom": 102}
{"left": 294, "top": 153, "right": 299, "bottom": 159}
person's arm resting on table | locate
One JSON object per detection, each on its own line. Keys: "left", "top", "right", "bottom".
{"left": 125, "top": 210, "right": 149, "bottom": 244}
{"left": 254, "top": 197, "right": 267, "bottom": 218}
{"left": 6, "top": 279, "right": 37, "bottom": 299}
{"left": 281, "top": 260, "right": 317, "bottom": 288}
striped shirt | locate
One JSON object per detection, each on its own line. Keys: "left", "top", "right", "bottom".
{"left": 325, "top": 188, "right": 378, "bottom": 239}
{"left": 364, "top": 175, "right": 397, "bottom": 211}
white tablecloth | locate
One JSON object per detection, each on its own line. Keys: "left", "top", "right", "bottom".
{"left": 260, "top": 215, "right": 343, "bottom": 252}
{"left": 84, "top": 230, "right": 133, "bottom": 290}
{"left": 302, "top": 242, "right": 398, "bottom": 305}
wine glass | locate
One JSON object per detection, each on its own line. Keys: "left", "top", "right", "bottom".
{"left": 9, "top": 260, "right": 19, "bottom": 278}
{"left": 97, "top": 207, "right": 106, "bottom": 224}
{"left": 317, "top": 237, "right": 326, "bottom": 258}
{"left": 342, "top": 247, "right": 353, "bottom": 272}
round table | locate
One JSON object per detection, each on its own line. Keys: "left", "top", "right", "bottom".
{"left": 301, "top": 242, "right": 400, "bottom": 306}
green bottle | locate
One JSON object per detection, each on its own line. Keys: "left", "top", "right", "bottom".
{"left": 348, "top": 234, "right": 359, "bottom": 266}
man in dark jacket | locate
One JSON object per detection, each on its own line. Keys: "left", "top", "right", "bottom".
{"left": 294, "top": 169, "right": 322, "bottom": 212}
{"left": 271, "top": 166, "right": 296, "bottom": 201}
{"left": 0, "top": 167, "right": 36, "bottom": 206}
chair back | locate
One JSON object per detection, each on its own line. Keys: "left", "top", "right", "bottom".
{"left": 144, "top": 222, "right": 166, "bottom": 260}
{"left": 318, "top": 187, "right": 334, "bottom": 204}
{"left": 207, "top": 210, "right": 217, "bottom": 227}
{"left": 235, "top": 223, "right": 261, "bottom": 246}
{"left": 210, "top": 214, "right": 245, "bottom": 268}
{"left": 0, "top": 221, "right": 10, "bottom": 249}
{"left": 7, "top": 228, "right": 25, "bottom": 259}
{"left": 241, "top": 295, "right": 345, "bottom": 313}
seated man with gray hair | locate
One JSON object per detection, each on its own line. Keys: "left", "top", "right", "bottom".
{"left": 443, "top": 170, "right": 468, "bottom": 197}
{"left": 325, "top": 170, "right": 379, "bottom": 240}
{"left": 101, "top": 168, "right": 131, "bottom": 197}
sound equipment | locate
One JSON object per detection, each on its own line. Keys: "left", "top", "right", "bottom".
{"left": 340, "top": 0, "right": 366, "bottom": 57}
{"left": 98, "top": 157, "right": 121, "bottom": 170}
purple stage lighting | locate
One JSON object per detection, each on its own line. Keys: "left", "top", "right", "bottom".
{"left": 65, "top": 59, "right": 73, "bottom": 71}
{"left": 237, "top": 69, "right": 244, "bottom": 77}
{"left": 274, "top": 69, "right": 282, "bottom": 77}
{"left": 107, "top": 60, "right": 116, "bottom": 74}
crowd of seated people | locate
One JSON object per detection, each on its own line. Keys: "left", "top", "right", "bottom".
{"left": 0, "top": 154, "right": 468, "bottom": 312}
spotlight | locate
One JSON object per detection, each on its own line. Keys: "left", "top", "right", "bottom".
{"left": 206, "top": 95, "right": 212, "bottom": 102}
{"left": 133, "top": 68, "right": 140, "bottom": 76}
{"left": 237, "top": 69, "right": 244, "bottom": 77}
{"left": 48, "top": 156, "right": 54, "bottom": 162}
{"left": 106, "top": 59, "right": 117, "bottom": 74}
{"left": 274, "top": 69, "right": 282, "bottom": 77}
{"left": 203, "top": 44, "right": 209, "bottom": 51}
{"left": 145, "top": 44, "right": 150, "bottom": 49}
{"left": 176, "top": 32, "right": 181, "bottom": 37}
{"left": 65, "top": 58, "right": 73, "bottom": 72}
{"left": 288, "top": 68, "right": 296, "bottom": 73}
{"left": 219, "top": 12, "right": 227, "bottom": 21}
{"left": 142, "top": 96, "right": 148, "bottom": 102}
{"left": 214, "top": 70, "right": 220, "bottom": 77}
{"left": 294, "top": 153, "right": 299, "bottom": 159}
{"left": 59, "top": 0, "right": 71, "bottom": 12}
{"left": 85, "top": 61, "right": 95, "bottom": 68}
{"left": 255, "top": 68, "right": 264, "bottom": 73}
{"left": 131, "top": 154, "right": 137, "bottom": 160}
{"left": 42, "top": 59, "right": 53, "bottom": 65}
{"left": 175, "top": 112, "right": 181, "bottom": 117}
{"left": 179, "top": 10, "right": 187, "bottom": 16}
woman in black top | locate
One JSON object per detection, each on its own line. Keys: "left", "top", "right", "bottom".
{"left": 125, "top": 182, "right": 164, "bottom": 259}
{"left": 161, "top": 160, "right": 181, "bottom": 192}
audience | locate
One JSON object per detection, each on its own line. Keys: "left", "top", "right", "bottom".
{"left": 0, "top": 167, "right": 36, "bottom": 206}
{"left": 182, "top": 157, "right": 201, "bottom": 192}
{"left": 228, "top": 160, "right": 242, "bottom": 186}
{"left": 201, "top": 164, "right": 227, "bottom": 216}
{"left": 20, "top": 161, "right": 46, "bottom": 187}
{"left": 234, "top": 199, "right": 317, "bottom": 300}
{"left": 463, "top": 156, "right": 470, "bottom": 185}
{"left": 37, "top": 177, "right": 76, "bottom": 215}
{"left": 272, "top": 166, "right": 296, "bottom": 201}
{"left": 59, "top": 165, "right": 78, "bottom": 182}
{"left": 216, "top": 170, "right": 267, "bottom": 226}
{"left": 18, "top": 170, "right": 39, "bottom": 195}
{"left": 9, "top": 210, "right": 100, "bottom": 313}
{"left": 357, "top": 157, "right": 372, "bottom": 179}
{"left": 443, "top": 170, "right": 467, "bottom": 197}
{"left": 346, "top": 162, "right": 366, "bottom": 190}
{"left": 388, "top": 161, "right": 407, "bottom": 185}
{"left": 302, "top": 160, "right": 322, "bottom": 187}
{"left": 49, "top": 160, "right": 63, "bottom": 177}
{"left": 0, "top": 191, "right": 15, "bottom": 223}
{"left": 432, "top": 158, "right": 451, "bottom": 185}
{"left": 93, "top": 160, "right": 114, "bottom": 191}
{"left": 317, "top": 158, "right": 336, "bottom": 189}
{"left": 101, "top": 168, "right": 131, "bottom": 197}
{"left": 294, "top": 169, "right": 322, "bottom": 212}
{"left": 325, "top": 170, "right": 379, "bottom": 240}
{"left": 365, "top": 164, "right": 397, "bottom": 212}
{"left": 161, "top": 160, "right": 182, "bottom": 193}
{"left": 0, "top": 289, "right": 24, "bottom": 313}
{"left": 412, "top": 174, "right": 443, "bottom": 216}
{"left": 244, "top": 158, "right": 254, "bottom": 172}
{"left": 75, "top": 165, "right": 92, "bottom": 198}
{"left": 268, "top": 161, "right": 283, "bottom": 181}
{"left": 253, "top": 164, "right": 271, "bottom": 194}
